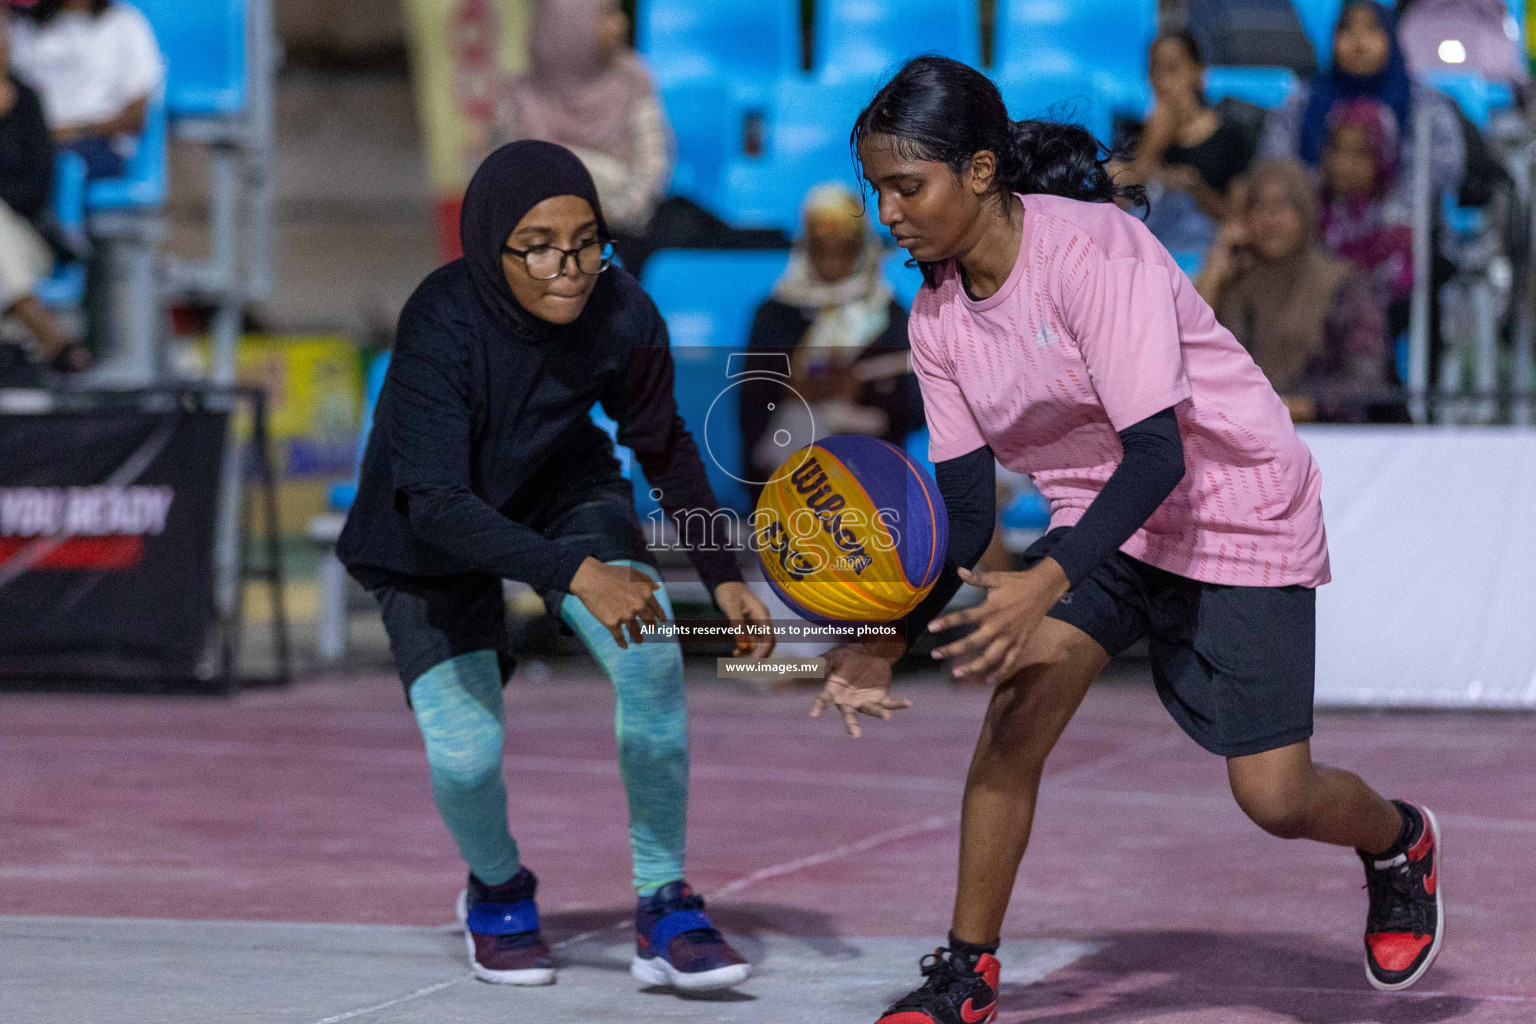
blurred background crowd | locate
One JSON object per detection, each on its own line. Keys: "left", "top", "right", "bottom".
{"left": 0, "top": 0, "right": 1531, "bottom": 675}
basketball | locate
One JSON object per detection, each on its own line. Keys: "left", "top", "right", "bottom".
{"left": 753, "top": 434, "right": 949, "bottom": 623}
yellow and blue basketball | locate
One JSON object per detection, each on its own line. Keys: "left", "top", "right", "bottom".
{"left": 753, "top": 434, "right": 948, "bottom": 623}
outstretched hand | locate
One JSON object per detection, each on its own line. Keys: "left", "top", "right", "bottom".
{"left": 927, "top": 560, "right": 1070, "bottom": 685}
{"left": 810, "top": 640, "right": 911, "bottom": 738}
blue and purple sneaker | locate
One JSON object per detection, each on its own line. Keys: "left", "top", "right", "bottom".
{"left": 455, "top": 867, "right": 555, "bottom": 985}
{"left": 631, "top": 881, "right": 750, "bottom": 991}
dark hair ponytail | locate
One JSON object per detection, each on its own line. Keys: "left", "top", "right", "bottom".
{"left": 851, "top": 56, "right": 1144, "bottom": 211}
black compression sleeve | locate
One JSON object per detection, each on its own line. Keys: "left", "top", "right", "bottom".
{"left": 1045, "top": 407, "right": 1185, "bottom": 588}
{"left": 896, "top": 445, "right": 996, "bottom": 646}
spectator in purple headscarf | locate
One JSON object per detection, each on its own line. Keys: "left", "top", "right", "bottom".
{"left": 1258, "top": 0, "right": 1464, "bottom": 201}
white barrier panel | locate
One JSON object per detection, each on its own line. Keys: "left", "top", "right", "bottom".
{"left": 1300, "top": 427, "right": 1536, "bottom": 709}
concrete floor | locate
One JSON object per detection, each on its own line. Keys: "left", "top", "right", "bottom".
{"left": 3, "top": 666, "right": 1533, "bottom": 1023}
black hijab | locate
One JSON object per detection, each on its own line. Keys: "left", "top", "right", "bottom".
{"left": 459, "top": 140, "right": 610, "bottom": 337}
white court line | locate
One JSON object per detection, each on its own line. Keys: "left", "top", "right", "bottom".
{"left": 1146, "top": 982, "right": 1534, "bottom": 1004}
{"left": 300, "top": 811, "right": 960, "bottom": 1023}
{"left": 710, "top": 813, "right": 960, "bottom": 899}
{"left": 309, "top": 977, "right": 467, "bottom": 1024}
{"left": 296, "top": 740, "right": 1163, "bottom": 1023}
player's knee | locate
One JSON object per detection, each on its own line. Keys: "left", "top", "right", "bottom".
{"left": 1233, "top": 782, "right": 1313, "bottom": 839}
{"left": 977, "top": 681, "right": 1052, "bottom": 772}
{"left": 424, "top": 722, "right": 505, "bottom": 790}
{"left": 612, "top": 636, "right": 684, "bottom": 698}
{"left": 1015, "top": 627, "right": 1081, "bottom": 676}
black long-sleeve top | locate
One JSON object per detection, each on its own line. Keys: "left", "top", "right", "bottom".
{"left": 0, "top": 77, "right": 52, "bottom": 224}
{"left": 899, "top": 407, "right": 1185, "bottom": 644}
{"left": 337, "top": 260, "right": 743, "bottom": 599}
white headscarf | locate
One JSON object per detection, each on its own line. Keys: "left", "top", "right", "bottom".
{"left": 770, "top": 183, "right": 892, "bottom": 351}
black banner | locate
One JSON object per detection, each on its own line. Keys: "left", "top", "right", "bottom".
{"left": 0, "top": 406, "right": 227, "bottom": 682}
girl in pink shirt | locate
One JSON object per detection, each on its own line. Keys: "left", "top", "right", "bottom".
{"left": 806, "top": 58, "right": 1442, "bottom": 1022}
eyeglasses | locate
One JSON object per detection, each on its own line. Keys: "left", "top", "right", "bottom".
{"left": 501, "top": 239, "right": 613, "bottom": 280}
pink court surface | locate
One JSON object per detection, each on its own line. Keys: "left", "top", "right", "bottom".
{"left": 3, "top": 661, "right": 1533, "bottom": 1024}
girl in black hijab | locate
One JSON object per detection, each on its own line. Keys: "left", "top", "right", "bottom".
{"left": 338, "top": 141, "right": 769, "bottom": 992}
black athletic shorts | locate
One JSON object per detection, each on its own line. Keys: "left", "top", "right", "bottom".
{"left": 1023, "top": 527, "right": 1316, "bottom": 758}
{"left": 369, "top": 457, "right": 655, "bottom": 698}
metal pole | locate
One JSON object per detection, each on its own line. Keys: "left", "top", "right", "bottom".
{"left": 209, "top": 147, "right": 242, "bottom": 382}
{"left": 243, "top": 0, "right": 278, "bottom": 303}
{"left": 207, "top": 137, "right": 245, "bottom": 619}
{"left": 1519, "top": 145, "right": 1536, "bottom": 426}
{"left": 1407, "top": 104, "right": 1433, "bottom": 424}
{"left": 88, "top": 218, "right": 167, "bottom": 387}
{"left": 1470, "top": 278, "right": 1498, "bottom": 423}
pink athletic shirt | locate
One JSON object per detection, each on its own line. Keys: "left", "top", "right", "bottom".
{"left": 908, "top": 193, "right": 1330, "bottom": 588}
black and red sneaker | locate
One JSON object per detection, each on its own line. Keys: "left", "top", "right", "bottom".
{"left": 1361, "top": 801, "right": 1443, "bottom": 991}
{"left": 876, "top": 946, "right": 1001, "bottom": 1024}
{"left": 455, "top": 867, "right": 555, "bottom": 985}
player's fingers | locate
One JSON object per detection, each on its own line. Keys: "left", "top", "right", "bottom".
{"left": 879, "top": 695, "right": 913, "bottom": 710}
{"left": 810, "top": 692, "right": 827, "bottom": 718}
{"left": 842, "top": 705, "right": 862, "bottom": 738}
{"left": 953, "top": 635, "right": 1009, "bottom": 679}
{"left": 932, "top": 619, "right": 1000, "bottom": 661}
{"left": 645, "top": 594, "right": 668, "bottom": 622}
{"left": 963, "top": 567, "right": 1000, "bottom": 588}
{"left": 927, "top": 603, "right": 987, "bottom": 635}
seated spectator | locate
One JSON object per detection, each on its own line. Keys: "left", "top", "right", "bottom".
{"left": 9, "top": 0, "right": 163, "bottom": 181}
{"left": 1197, "top": 159, "right": 1408, "bottom": 423}
{"left": 1118, "top": 31, "right": 1259, "bottom": 251}
{"left": 1319, "top": 97, "right": 1414, "bottom": 338}
{"left": 1258, "top": 0, "right": 1465, "bottom": 201}
{"left": 496, "top": 0, "right": 786, "bottom": 272}
{"left": 0, "top": 5, "right": 86, "bottom": 380}
{"left": 498, "top": 0, "right": 670, "bottom": 269}
{"left": 739, "top": 184, "right": 922, "bottom": 502}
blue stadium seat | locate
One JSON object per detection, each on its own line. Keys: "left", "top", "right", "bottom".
{"left": 35, "top": 152, "right": 88, "bottom": 308}
{"left": 86, "top": 92, "right": 168, "bottom": 210}
{"left": 1203, "top": 66, "right": 1301, "bottom": 110}
{"left": 904, "top": 425, "right": 936, "bottom": 482}
{"left": 715, "top": 78, "right": 877, "bottom": 231}
{"left": 640, "top": 249, "right": 792, "bottom": 513}
{"left": 993, "top": 0, "right": 1157, "bottom": 116}
{"left": 1425, "top": 71, "right": 1515, "bottom": 131}
{"left": 327, "top": 350, "right": 392, "bottom": 513}
{"left": 1293, "top": 0, "right": 1347, "bottom": 67}
{"left": 813, "top": 0, "right": 981, "bottom": 83}
{"left": 1427, "top": 72, "right": 1514, "bottom": 236}
{"left": 640, "top": 247, "right": 927, "bottom": 514}
{"left": 130, "top": 0, "right": 247, "bottom": 118}
{"left": 660, "top": 79, "right": 736, "bottom": 207}
{"left": 1169, "top": 248, "right": 1206, "bottom": 280}
{"left": 637, "top": 0, "right": 801, "bottom": 92}
{"left": 995, "top": 61, "right": 1114, "bottom": 147}
{"left": 1001, "top": 487, "right": 1051, "bottom": 530}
